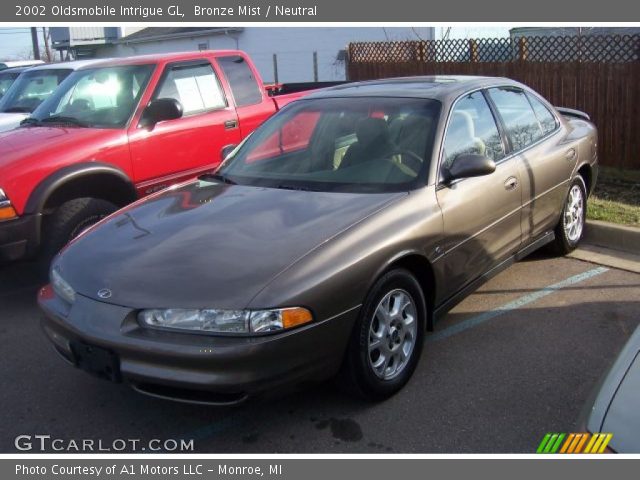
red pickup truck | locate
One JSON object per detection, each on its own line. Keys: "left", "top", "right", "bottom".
{"left": 0, "top": 50, "right": 310, "bottom": 262}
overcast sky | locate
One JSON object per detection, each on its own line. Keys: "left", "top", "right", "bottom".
{"left": 0, "top": 26, "right": 514, "bottom": 61}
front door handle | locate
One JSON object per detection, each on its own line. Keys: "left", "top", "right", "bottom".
{"left": 565, "top": 148, "right": 577, "bottom": 160}
{"left": 504, "top": 176, "right": 519, "bottom": 191}
{"left": 224, "top": 119, "right": 238, "bottom": 130}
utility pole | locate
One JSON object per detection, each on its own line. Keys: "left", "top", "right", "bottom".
{"left": 30, "top": 27, "right": 40, "bottom": 60}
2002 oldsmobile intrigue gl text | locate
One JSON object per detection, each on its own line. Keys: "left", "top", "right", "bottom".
{"left": 38, "top": 76, "right": 598, "bottom": 404}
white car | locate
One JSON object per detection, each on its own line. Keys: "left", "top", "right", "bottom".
{"left": 0, "top": 60, "right": 106, "bottom": 133}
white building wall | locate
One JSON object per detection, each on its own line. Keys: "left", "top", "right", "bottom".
{"left": 97, "top": 27, "right": 435, "bottom": 82}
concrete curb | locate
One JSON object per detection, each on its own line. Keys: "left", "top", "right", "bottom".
{"left": 584, "top": 220, "right": 640, "bottom": 254}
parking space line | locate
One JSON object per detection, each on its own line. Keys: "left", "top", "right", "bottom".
{"left": 428, "top": 266, "right": 609, "bottom": 342}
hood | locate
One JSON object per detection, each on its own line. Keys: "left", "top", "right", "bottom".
{"left": 0, "top": 126, "right": 127, "bottom": 206}
{"left": 0, "top": 113, "right": 28, "bottom": 132}
{"left": 57, "top": 179, "right": 404, "bottom": 309}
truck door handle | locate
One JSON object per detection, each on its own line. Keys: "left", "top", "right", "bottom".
{"left": 224, "top": 119, "right": 238, "bottom": 130}
{"left": 565, "top": 148, "right": 576, "bottom": 160}
{"left": 504, "top": 177, "right": 519, "bottom": 191}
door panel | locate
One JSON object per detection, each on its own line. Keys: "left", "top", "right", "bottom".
{"left": 488, "top": 88, "right": 575, "bottom": 241}
{"left": 516, "top": 134, "right": 574, "bottom": 239}
{"left": 128, "top": 61, "right": 242, "bottom": 189}
{"left": 436, "top": 158, "right": 522, "bottom": 297}
{"left": 435, "top": 90, "right": 522, "bottom": 299}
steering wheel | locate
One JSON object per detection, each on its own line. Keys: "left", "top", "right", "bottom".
{"left": 386, "top": 149, "right": 424, "bottom": 177}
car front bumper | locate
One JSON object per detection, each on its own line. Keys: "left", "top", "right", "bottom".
{"left": 0, "top": 213, "right": 40, "bottom": 262}
{"left": 38, "top": 285, "right": 359, "bottom": 405}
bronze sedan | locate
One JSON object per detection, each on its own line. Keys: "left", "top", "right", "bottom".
{"left": 39, "top": 76, "right": 598, "bottom": 404}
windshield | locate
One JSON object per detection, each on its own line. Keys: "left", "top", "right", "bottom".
{"left": 0, "top": 69, "right": 71, "bottom": 113}
{"left": 218, "top": 97, "right": 441, "bottom": 193}
{"left": 28, "top": 64, "right": 155, "bottom": 128}
{"left": 0, "top": 71, "right": 21, "bottom": 99}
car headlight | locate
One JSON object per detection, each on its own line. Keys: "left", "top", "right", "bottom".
{"left": 51, "top": 267, "right": 76, "bottom": 304}
{"left": 0, "top": 188, "right": 17, "bottom": 222}
{"left": 138, "top": 307, "right": 312, "bottom": 334}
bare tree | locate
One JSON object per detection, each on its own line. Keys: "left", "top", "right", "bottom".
{"left": 41, "top": 27, "right": 53, "bottom": 62}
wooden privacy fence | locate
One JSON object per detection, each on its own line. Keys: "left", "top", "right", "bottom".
{"left": 347, "top": 35, "right": 640, "bottom": 170}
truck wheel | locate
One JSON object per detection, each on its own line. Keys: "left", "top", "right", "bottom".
{"left": 551, "top": 176, "right": 587, "bottom": 255}
{"left": 340, "top": 268, "right": 426, "bottom": 401}
{"left": 42, "top": 198, "right": 117, "bottom": 260}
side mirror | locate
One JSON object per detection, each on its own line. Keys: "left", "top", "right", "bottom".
{"left": 139, "top": 98, "right": 183, "bottom": 129}
{"left": 445, "top": 154, "right": 496, "bottom": 182}
{"left": 221, "top": 144, "right": 238, "bottom": 161}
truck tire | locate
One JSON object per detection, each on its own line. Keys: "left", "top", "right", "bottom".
{"left": 42, "top": 197, "right": 117, "bottom": 261}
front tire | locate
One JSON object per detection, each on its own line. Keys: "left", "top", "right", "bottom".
{"left": 341, "top": 268, "right": 426, "bottom": 400}
{"left": 41, "top": 197, "right": 117, "bottom": 261}
{"left": 552, "top": 176, "right": 587, "bottom": 255}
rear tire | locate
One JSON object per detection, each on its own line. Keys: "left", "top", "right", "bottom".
{"left": 551, "top": 176, "right": 587, "bottom": 255}
{"left": 41, "top": 197, "right": 117, "bottom": 262}
{"left": 340, "top": 268, "right": 426, "bottom": 401}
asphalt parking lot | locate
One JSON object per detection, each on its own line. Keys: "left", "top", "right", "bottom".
{"left": 1, "top": 251, "right": 638, "bottom": 453}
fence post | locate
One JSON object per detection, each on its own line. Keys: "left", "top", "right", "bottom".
{"left": 469, "top": 39, "right": 479, "bottom": 62}
{"left": 518, "top": 37, "right": 528, "bottom": 61}
{"left": 272, "top": 53, "right": 278, "bottom": 84}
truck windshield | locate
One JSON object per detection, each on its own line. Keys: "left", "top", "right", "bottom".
{"left": 28, "top": 64, "right": 155, "bottom": 128}
{"left": 0, "top": 69, "right": 71, "bottom": 113}
{"left": 218, "top": 97, "right": 441, "bottom": 193}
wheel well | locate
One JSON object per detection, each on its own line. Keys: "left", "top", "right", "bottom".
{"left": 387, "top": 254, "right": 436, "bottom": 331}
{"left": 42, "top": 173, "right": 137, "bottom": 214}
{"left": 577, "top": 164, "right": 593, "bottom": 197}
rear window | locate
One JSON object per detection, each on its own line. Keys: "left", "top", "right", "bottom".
{"left": 217, "top": 55, "right": 263, "bottom": 107}
{"left": 526, "top": 92, "right": 558, "bottom": 135}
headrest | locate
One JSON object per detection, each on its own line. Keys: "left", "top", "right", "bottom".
{"left": 355, "top": 117, "right": 390, "bottom": 146}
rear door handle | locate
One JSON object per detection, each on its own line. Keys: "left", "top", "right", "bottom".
{"left": 504, "top": 177, "right": 519, "bottom": 191}
{"left": 224, "top": 119, "right": 238, "bottom": 130}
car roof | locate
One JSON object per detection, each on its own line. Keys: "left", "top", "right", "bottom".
{"left": 306, "top": 76, "right": 524, "bottom": 103}
{"left": 72, "top": 50, "right": 247, "bottom": 69}
{"left": 25, "top": 59, "right": 108, "bottom": 72}
{"left": 0, "top": 66, "right": 32, "bottom": 75}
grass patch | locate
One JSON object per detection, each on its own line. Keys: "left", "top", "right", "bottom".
{"left": 587, "top": 167, "right": 640, "bottom": 226}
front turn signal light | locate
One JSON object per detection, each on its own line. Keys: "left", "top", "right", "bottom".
{"left": 282, "top": 307, "right": 313, "bottom": 329}
{"left": 0, "top": 205, "right": 17, "bottom": 221}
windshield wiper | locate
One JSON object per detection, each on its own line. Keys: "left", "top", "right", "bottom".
{"left": 200, "top": 172, "right": 237, "bottom": 185}
{"left": 20, "top": 117, "right": 41, "bottom": 126}
{"left": 274, "top": 183, "right": 318, "bottom": 192}
{"left": 39, "top": 115, "right": 89, "bottom": 127}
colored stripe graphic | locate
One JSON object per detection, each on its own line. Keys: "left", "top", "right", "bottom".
{"left": 537, "top": 433, "right": 613, "bottom": 453}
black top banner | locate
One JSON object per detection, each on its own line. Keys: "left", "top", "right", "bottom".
{"left": 5, "top": 0, "right": 640, "bottom": 22}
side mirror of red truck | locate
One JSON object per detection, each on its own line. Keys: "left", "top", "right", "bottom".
{"left": 139, "top": 98, "right": 183, "bottom": 129}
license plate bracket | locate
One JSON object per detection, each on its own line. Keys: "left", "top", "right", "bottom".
{"left": 70, "top": 341, "right": 121, "bottom": 383}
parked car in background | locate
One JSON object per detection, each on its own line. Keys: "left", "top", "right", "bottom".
{"left": 0, "top": 66, "right": 30, "bottom": 99}
{"left": 0, "top": 60, "right": 45, "bottom": 70}
{"left": 578, "top": 323, "right": 640, "bottom": 453}
{"left": 0, "top": 60, "right": 103, "bottom": 133}
{"left": 0, "top": 50, "right": 313, "bottom": 262}
{"left": 39, "top": 76, "right": 598, "bottom": 404}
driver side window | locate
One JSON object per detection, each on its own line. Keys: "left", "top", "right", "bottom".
{"left": 443, "top": 91, "right": 505, "bottom": 171}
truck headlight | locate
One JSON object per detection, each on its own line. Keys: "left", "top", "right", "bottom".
{"left": 51, "top": 267, "right": 76, "bottom": 304}
{"left": 138, "top": 307, "right": 312, "bottom": 334}
{"left": 0, "top": 188, "right": 17, "bottom": 222}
